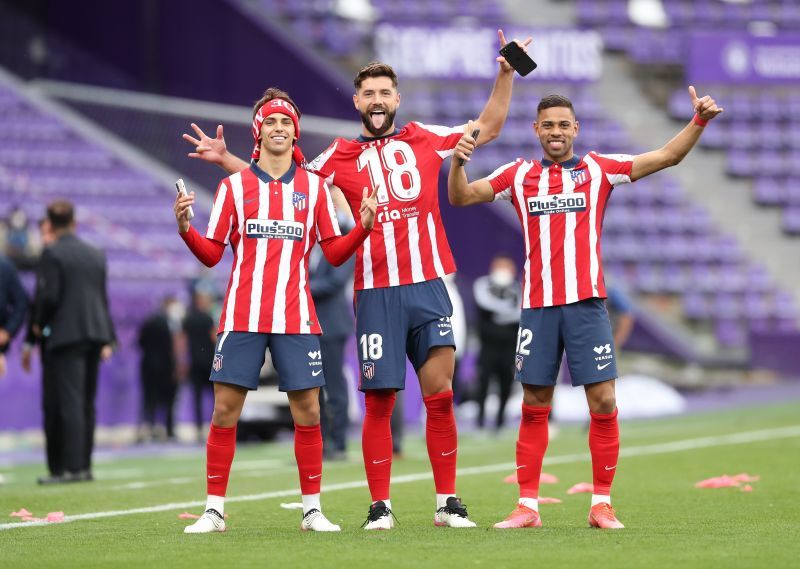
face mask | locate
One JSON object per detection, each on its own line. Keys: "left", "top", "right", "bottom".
{"left": 489, "top": 269, "right": 515, "bottom": 288}
{"left": 166, "top": 303, "right": 185, "bottom": 324}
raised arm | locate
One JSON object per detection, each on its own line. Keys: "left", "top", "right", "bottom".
{"left": 448, "top": 122, "right": 497, "bottom": 206}
{"left": 630, "top": 86, "right": 723, "bottom": 181}
{"left": 471, "top": 29, "right": 532, "bottom": 147}
{"left": 182, "top": 123, "right": 249, "bottom": 175}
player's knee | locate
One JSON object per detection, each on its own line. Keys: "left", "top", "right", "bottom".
{"left": 211, "top": 402, "right": 239, "bottom": 427}
{"left": 290, "top": 395, "right": 320, "bottom": 425}
{"left": 589, "top": 391, "right": 616, "bottom": 414}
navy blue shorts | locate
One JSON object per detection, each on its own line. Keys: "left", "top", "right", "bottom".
{"left": 514, "top": 298, "right": 617, "bottom": 387}
{"left": 209, "top": 331, "right": 326, "bottom": 392}
{"left": 354, "top": 278, "right": 454, "bottom": 391}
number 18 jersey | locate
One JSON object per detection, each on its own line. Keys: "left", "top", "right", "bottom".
{"left": 308, "top": 122, "right": 463, "bottom": 290}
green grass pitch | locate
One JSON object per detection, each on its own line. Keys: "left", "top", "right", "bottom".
{"left": 2, "top": 402, "right": 799, "bottom": 569}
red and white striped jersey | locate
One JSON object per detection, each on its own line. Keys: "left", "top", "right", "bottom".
{"left": 307, "top": 122, "right": 462, "bottom": 290}
{"left": 206, "top": 163, "right": 341, "bottom": 334}
{"left": 488, "top": 152, "right": 634, "bottom": 309}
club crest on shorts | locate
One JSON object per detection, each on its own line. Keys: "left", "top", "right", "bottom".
{"left": 362, "top": 361, "right": 375, "bottom": 380}
{"left": 213, "top": 354, "right": 223, "bottom": 372}
{"left": 292, "top": 192, "right": 307, "bottom": 211}
{"left": 515, "top": 354, "right": 524, "bottom": 372}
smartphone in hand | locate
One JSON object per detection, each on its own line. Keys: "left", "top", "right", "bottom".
{"left": 176, "top": 178, "right": 195, "bottom": 220}
{"left": 499, "top": 42, "right": 537, "bottom": 76}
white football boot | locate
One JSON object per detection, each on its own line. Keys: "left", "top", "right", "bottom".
{"left": 362, "top": 501, "right": 395, "bottom": 530}
{"left": 300, "top": 509, "right": 341, "bottom": 532}
{"left": 184, "top": 509, "right": 226, "bottom": 534}
{"left": 434, "top": 497, "right": 477, "bottom": 528}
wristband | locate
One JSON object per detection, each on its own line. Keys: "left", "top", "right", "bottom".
{"left": 693, "top": 113, "right": 708, "bottom": 127}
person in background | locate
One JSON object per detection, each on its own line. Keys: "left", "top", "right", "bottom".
{"left": 606, "top": 285, "right": 636, "bottom": 352}
{"left": 21, "top": 218, "right": 58, "bottom": 477}
{"left": 182, "top": 288, "right": 217, "bottom": 442}
{"left": 472, "top": 253, "right": 522, "bottom": 431}
{"left": 309, "top": 219, "right": 356, "bottom": 461}
{"left": 138, "top": 296, "right": 181, "bottom": 442}
{"left": 0, "top": 249, "right": 28, "bottom": 378}
{"left": 32, "top": 200, "right": 115, "bottom": 484}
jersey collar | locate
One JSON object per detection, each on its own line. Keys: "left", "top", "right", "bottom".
{"left": 540, "top": 155, "right": 582, "bottom": 169}
{"left": 249, "top": 161, "right": 296, "bottom": 184}
{"left": 356, "top": 128, "right": 401, "bottom": 143}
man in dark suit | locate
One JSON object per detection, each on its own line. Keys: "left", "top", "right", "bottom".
{"left": 21, "top": 218, "right": 62, "bottom": 477}
{"left": 33, "top": 200, "right": 115, "bottom": 484}
{"left": 309, "top": 246, "right": 355, "bottom": 460}
{"left": 0, "top": 251, "right": 28, "bottom": 378}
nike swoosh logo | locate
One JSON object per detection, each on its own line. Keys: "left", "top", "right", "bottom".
{"left": 372, "top": 458, "right": 390, "bottom": 464}
{"left": 439, "top": 329, "right": 452, "bottom": 336}
{"left": 308, "top": 474, "right": 322, "bottom": 479}
{"left": 244, "top": 198, "right": 256, "bottom": 204}
{"left": 441, "top": 449, "right": 457, "bottom": 456}
{"left": 516, "top": 465, "right": 527, "bottom": 469}
{"left": 597, "top": 362, "right": 612, "bottom": 371}
{"left": 312, "top": 370, "right": 322, "bottom": 376}
{"left": 207, "top": 475, "right": 222, "bottom": 479}
{"left": 604, "top": 465, "right": 617, "bottom": 471}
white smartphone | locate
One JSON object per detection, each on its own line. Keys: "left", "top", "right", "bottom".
{"left": 175, "top": 178, "right": 195, "bottom": 220}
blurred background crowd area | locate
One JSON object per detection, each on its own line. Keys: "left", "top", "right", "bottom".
{"left": 0, "top": 0, "right": 798, "bottom": 447}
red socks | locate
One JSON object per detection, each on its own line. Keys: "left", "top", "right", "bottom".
{"left": 294, "top": 423, "right": 323, "bottom": 495}
{"left": 206, "top": 423, "right": 237, "bottom": 497}
{"left": 589, "top": 408, "right": 620, "bottom": 495}
{"left": 362, "top": 390, "right": 396, "bottom": 501}
{"left": 516, "top": 405, "right": 551, "bottom": 499}
{"left": 423, "top": 390, "right": 458, "bottom": 495}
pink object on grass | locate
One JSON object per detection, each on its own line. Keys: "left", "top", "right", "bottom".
{"left": 694, "top": 475, "right": 758, "bottom": 489}
{"left": 10, "top": 508, "right": 33, "bottom": 518}
{"left": 567, "top": 482, "right": 594, "bottom": 494}
{"left": 741, "top": 484, "right": 753, "bottom": 492}
{"left": 45, "top": 512, "right": 65, "bottom": 523}
{"left": 538, "top": 497, "right": 563, "bottom": 504}
{"left": 503, "top": 472, "right": 559, "bottom": 485}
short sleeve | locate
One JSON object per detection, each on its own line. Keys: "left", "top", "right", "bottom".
{"left": 412, "top": 122, "right": 464, "bottom": 159}
{"left": 592, "top": 152, "right": 634, "bottom": 186}
{"left": 206, "top": 179, "right": 235, "bottom": 244}
{"left": 315, "top": 182, "right": 343, "bottom": 242}
{"left": 487, "top": 160, "right": 521, "bottom": 202}
{"left": 306, "top": 140, "right": 339, "bottom": 186}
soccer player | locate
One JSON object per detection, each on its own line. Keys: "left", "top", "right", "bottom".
{"left": 448, "top": 86, "right": 722, "bottom": 529}
{"left": 176, "top": 88, "right": 378, "bottom": 533}
{"left": 181, "top": 30, "right": 531, "bottom": 529}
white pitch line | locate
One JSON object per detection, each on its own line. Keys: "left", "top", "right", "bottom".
{"left": 2, "top": 424, "right": 799, "bottom": 531}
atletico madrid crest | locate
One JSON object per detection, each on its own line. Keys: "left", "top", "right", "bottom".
{"left": 292, "top": 191, "right": 307, "bottom": 211}
{"left": 362, "top": 361, "right": 375, "bottom": 380}
{"left": 213, "top": 354, "right": 224, "bottom": 372}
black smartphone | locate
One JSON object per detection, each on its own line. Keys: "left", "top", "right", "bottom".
{"left": 457, "top": 128, "right": 480, "bottom": 167}
{"left": 499, "top": 42, "right": 537, "bottom": 76}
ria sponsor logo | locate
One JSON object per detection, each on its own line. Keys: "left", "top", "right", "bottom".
{"left": 527, "top": 193, "right": 587, "bottom": 216}
{"left": 246, "top": 218, "right": 304, "bottom": 240}
{"left": 377, "top": 206, "right": 419, "bottom": 223}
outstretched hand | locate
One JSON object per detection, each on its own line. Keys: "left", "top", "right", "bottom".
{"left": 360, "top": 185, "right": 379, "bottom": 230}
{"left": 688, "top": 86, "right": 724, "bottom": 121}
{"left": 454, "top": 120, "right": 478, "bottom": 165}
{"left": 497, "top": 29, "right": 533, "bottom": 73}
{"left": 182, "top": 123, "right": 228, "bottom": 164}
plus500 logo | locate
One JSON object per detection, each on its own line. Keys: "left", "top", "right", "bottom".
{"left": 246, "top": 219, "right": 304, "bottom": 240}
{"left": 527, "top": 193, "right": 587, "bottom": 216}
